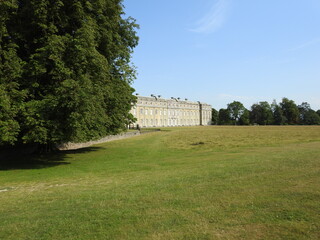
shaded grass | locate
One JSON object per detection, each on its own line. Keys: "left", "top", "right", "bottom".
{"left": 0, "top": 126, "right": 320, "bottom": 239}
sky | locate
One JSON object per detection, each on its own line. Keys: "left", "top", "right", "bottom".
{"left": 123, "top": 0, "right": 320, "bottom": 110}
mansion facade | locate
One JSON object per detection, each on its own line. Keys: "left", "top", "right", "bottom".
{"left": 130, "top": 95, "right": 212, "bottom": 128}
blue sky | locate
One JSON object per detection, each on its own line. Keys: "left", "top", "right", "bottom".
{"left": 123, "top": 0, "right": 320, "bottom": 110}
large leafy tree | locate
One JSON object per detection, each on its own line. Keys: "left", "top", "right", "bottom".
{"left": 304, "top": 111, "right": 320, "bottom": 125}
{"left": 298, "top": 102, "right": 320, "bottom": 125}
{"left": 0, "top": 1, "right": 25, "bottom": 146}
{"left": 218, "top": 108, "right": 232, "bottom": 125}
{"left": 250, "top": 101, "right": 273, "bottom": 125}
{"left": 211, "top": 108, "right": 218, "bottom": 125}
{"left": 280, "top": 98, "right": 299, "bottom": 125}
{"left": 239, "top": 109, "right": 250, "bottom": 125}
{"left": 0, "top": 0, "right": 138, "bottom": 147}
{"left": 227, "top": 101, "right": 246, "bottom": 125}
{"left": 271, "top": 100, "right": 286, "bottom": 125}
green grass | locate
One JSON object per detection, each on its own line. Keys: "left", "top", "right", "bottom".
{"left": 1, "top": 126, "right": 320, "bottom": 240}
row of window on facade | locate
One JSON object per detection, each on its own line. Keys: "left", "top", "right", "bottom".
{"left": 138, "top": 101, "right": 199, "bottom": 109}
{"left": 139, "top": 118, "right": 201, "bottom": 127}
{"left": 133, "top": 109, "right": 210, "bottom": 117}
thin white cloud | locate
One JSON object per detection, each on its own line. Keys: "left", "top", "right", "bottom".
{"left": 289, "top": 38, "right": 320, "bottom": 51}
{"left": 190, "top": 0, "right": 230, "bottom": 34}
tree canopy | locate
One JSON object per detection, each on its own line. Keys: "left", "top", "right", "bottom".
{"left": 280, "top": 98, "right": 299, "bottom": 125}
{"left": 298, "top": 102, "right": 320, "bottom": 125}
{"left": 227, "top": 101, "right": 246, "bottom": 125}
{"left": 250, "top": 102, "right": 273, "bottom": 125}
{"left": 218, "top": 108, "right": 232, "bottom": 125}
{"left": 0, "top": 0, "right": 139, "bottom": 148}
{"left": 211, "top": 108, "right": 218, "bottom": 125}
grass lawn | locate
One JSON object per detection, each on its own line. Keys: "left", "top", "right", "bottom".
{"left": 1, "top": 126, "right": 320, "bottom": 240}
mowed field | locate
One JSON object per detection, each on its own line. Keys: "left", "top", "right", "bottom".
{"left": 1, "top": 126, "right": 320, "bottom": 240}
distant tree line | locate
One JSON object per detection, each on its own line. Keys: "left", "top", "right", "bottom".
{"left": 211, "top": 98, "right": 320, "bottom": 125}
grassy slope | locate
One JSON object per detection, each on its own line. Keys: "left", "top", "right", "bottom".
{"left": 0, "top": 126, "right": 320, "bottom": 240}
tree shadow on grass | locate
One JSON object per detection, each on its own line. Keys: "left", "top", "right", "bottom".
{"left": 0, "top": 146, "right": 103, "bottom": 171}
{"left": 140, "top": 128, "right": 162, "bottom": 134}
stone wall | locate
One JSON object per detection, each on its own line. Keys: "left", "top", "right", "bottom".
{"left": 56, "top": 131, "right": 141, "bottom": 151}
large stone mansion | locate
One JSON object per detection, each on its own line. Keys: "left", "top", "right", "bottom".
{"left": 130, "top": 95, "right": 212, "bottom": 128}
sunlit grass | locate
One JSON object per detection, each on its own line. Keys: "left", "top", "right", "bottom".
{"left": 1, "top": 126, "right": 320, "bottom": 239}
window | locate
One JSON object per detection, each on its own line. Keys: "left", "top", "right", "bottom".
{"left": 145, "top": 109, "right": 148, "bottom": 115}
{"left": 140, "top": 109, "right": 144, "bottom": 114}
